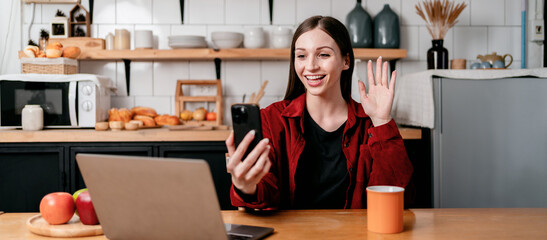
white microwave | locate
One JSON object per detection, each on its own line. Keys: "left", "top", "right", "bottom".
{"left": 0, "top": 74, "right": 114, "bottom": 128}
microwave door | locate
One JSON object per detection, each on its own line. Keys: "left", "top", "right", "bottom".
{"left": 0, "top": 81, "right": 72, "bottom": 127}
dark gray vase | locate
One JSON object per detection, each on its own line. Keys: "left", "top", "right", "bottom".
{"left": 373, "top": 4, "right": 400, "bottom": 48}
{"left": 346, "top": 0, "right": 373, "bottom": 48}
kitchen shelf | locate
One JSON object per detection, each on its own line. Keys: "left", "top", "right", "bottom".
{"left": 69, "top": 48, "right": 406, "bottom": 61}
{"left": 19, "top": 48, "right": 406, "bottom": 61}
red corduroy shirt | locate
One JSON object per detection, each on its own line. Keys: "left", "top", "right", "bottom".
{"left": 230, "top": 94, "right": 413, "bottom": 209}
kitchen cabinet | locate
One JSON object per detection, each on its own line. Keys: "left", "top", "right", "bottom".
{"left": 0, "top": 145, "right": 65, "bottom": 212}
{"left": 69, "top": 143, "right": 155, "bottom": 192}
{"left": 0, "top": 141, "right": 232, "bottom": 212}
{"left": 159, "top": 142, "right": 233, "bottom": 210}
{"left": 432, "top": 77, "right": 547, "bottom": 208}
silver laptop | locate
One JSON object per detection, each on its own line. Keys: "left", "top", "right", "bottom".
{"left": 76, "top": 153, "right": 274, "bottom": 240}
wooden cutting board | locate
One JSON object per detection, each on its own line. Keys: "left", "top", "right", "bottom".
{"left": 51, "top": 37, "right": 105, "bottom": 51}
{"left": 26, "top": 214, "right": 103, "bottom": 237}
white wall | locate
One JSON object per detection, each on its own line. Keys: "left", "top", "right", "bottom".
{"left": 10, "top": 0, "right": 543, "bottom": 124}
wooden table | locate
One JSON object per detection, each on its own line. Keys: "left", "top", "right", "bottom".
{"left": 1, "top": 209, "right": 546, "bottom": 239}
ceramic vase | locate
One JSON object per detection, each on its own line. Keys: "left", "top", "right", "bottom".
{"left": 373, "top": 4, "right": 400, "bottom": 48}
{"left": 346, "top": 0, "right": 373, "bottom": 48}
{"left": 427, "top": 40, "right": 449, "bottom": 69}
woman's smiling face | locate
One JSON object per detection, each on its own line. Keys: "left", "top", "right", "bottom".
{"left": 294, "top": 28, "right": 350, "bottom": 98}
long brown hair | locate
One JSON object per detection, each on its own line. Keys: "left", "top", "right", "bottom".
{"left": 283, "top": 16, "right": 355, "bottom": 102}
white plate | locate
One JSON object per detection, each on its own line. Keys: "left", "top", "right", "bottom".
{"left": 169, "top": 42, "right": 208, "bottom": 48}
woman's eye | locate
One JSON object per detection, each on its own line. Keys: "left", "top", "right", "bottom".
{"left": 319, "top": 53, "right": 330, "bottom": 57}
{"left": 296, "top": 54, "right": 305, "bottom": 59}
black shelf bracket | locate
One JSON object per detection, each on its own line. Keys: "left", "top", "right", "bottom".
{"left": 214, "top": 58, "right": 221, "bottom": 80}
{"left": 122, "top": 59, "right": 131, "bottom": 95}
{"left": 269, "top": 0, "right": 273, "bottom": 24}
{"left": 180, "top": 0, "right": 184, "bottom": 24}
{"left": 89, "top": 0, "right": 93, "bottom": 24}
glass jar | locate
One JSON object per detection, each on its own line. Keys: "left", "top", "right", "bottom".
{"left": 22, "top": 105, "right": 43, "bottom": 131}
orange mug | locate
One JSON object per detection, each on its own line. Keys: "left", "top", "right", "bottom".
{"left": 366, "top": 186, "right": 404, "bottom": 234}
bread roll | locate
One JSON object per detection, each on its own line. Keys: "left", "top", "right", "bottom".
{"left": 131, "top": 106, "right": 158, "bottom": 117}
{"left": 118, "top": 108, "right": 133, "bottom": 122}
{"left": 46, "top": 42, "right": 63, "bottom": 58}
{"left": 24, "top": 46, "right": 39, "bottom": 58}
{"left": 108, "top": 108, "right": 133, "bottom": 122}
{"left": 62, "top": 46, "right": 81, "bottom": 59}
{"left": 134, "top": 115, "right": 156, "bottom": 127}
{"left": 154, "top": 114, "right": 181, "bottom": 126}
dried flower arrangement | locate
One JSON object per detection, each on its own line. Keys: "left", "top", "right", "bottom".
{"left": 415, "top": 0, "right": 467, "bottom": 40}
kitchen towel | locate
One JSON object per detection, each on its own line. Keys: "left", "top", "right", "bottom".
{"left": 392, "top": 68, "right": 547, "bottom": 128}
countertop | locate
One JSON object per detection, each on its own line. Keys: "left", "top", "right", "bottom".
{"left": 0, "top": 127, "right": 421, "bottom": 143}
{"left": 2, "top": 209, "right": 547, "bottom": 239}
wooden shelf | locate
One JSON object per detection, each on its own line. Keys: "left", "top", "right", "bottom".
{"left": 19, "top": 48, "right": 406, "bottom": 61}
{"left": 25, "top": 48, "right": 404, "bottom": 61}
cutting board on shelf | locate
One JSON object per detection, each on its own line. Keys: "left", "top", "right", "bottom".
{"left": 26, "top": 214, "right": 103, "bottom": 237}
{"left": 51, "top": 37, "right": 105, "bottom": 51}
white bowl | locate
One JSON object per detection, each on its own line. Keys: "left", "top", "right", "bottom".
{"left": 211, "top": 32, "right": 243, "bottom": 49}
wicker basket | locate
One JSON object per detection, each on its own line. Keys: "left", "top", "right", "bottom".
{"left": 21, "top": 58, "right": 78, "bottom": 74}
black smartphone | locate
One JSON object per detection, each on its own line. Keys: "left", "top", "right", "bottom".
{"left": 231, "top": 104, "right": 263, "bottom": 159}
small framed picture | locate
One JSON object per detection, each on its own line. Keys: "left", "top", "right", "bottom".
{"left": 50, "top": 16, "right": 68, "bottom": 38}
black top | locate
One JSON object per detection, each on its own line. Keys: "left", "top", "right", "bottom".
{"left": 294, "top": 109, "right": 349, "bottom": 209}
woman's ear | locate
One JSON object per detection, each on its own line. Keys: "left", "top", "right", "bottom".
{"left": 343, "top": 53, "right": 350, "bottom": 70}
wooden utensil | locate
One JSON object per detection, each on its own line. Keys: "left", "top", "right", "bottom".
{"left": 251, "top": 80, "right": 268, "bottom": 104}
{"left": 26, "top": 214, "right": 103, "bottom": 238}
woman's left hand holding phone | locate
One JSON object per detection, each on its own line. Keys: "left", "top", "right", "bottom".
{"left": 226, "top": 130, "right": 272, "bottom": 195}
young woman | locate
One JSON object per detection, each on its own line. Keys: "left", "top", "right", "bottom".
{"left": 225, "top": 16, "right": 413, "bottom": 209}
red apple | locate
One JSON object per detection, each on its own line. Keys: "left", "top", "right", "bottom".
{"left": 75, "top": 190, "right": 99, "bottom": 225}
{"left": 39, "top": 192, "right": 75, "bottom": 225}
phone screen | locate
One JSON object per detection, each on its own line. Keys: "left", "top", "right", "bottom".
{"left": 231, "top": 104, "right": 263, "bottom": 159}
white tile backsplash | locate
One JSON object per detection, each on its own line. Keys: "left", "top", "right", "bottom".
{"left": 401, "top": 26, "right": 419, "bottom": 60}
{"left": 505, "top": 0, "right": 521, "bottom": 26}
{"left": 129, "top": 62, "right": 154, "bottom": 96}
{"left": 488, "top": 27, "right": 521, "bottom": 61}
{"left": 187, "top": 0, "right": 225, "bottom": 24}
{"left": 152, "top": 0, "right": 181, "bottom": 24}
{"left": 93, "top": 0, "right": 116, "bottom": 24}
{"left": 272, "top": 0, "right": 296, "bottom": 25}
{"left": 224, "top": 61, "right": 261, "bottom": 96}
{"left": 471, "top": 0, "right": 504, "bottom": 26}
{"left": 453, "top": 26, "right": 487, "bottom": 59}
{"left": 296, "top": 0, "right": 331, "bottom": 24}
{"left": 14, "top": 0, "right": 543, "bottom": 125}
{"left": 153, "top": 61, "right": 189, "bottom": 96}
{"left": 116, "top": 0, "right": 153, "bottom": 24}
{"left": 226, "top": 0, "right": 260, "bottom": 25}
{"left": 260, "top": 61, "right": 290, "bottom": 96}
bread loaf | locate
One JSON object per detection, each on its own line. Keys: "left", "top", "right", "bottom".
{"left": 154, "top": 114, "right": 181, "bottom": 126}
{"left": 108, "top": 108, "right": 133, "bottom": 122}
{"left": 134, "top": 115, "right": 156, "bottom": 127}
{"left": 131, "top": 106, "right": 158, "bottom": 117}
